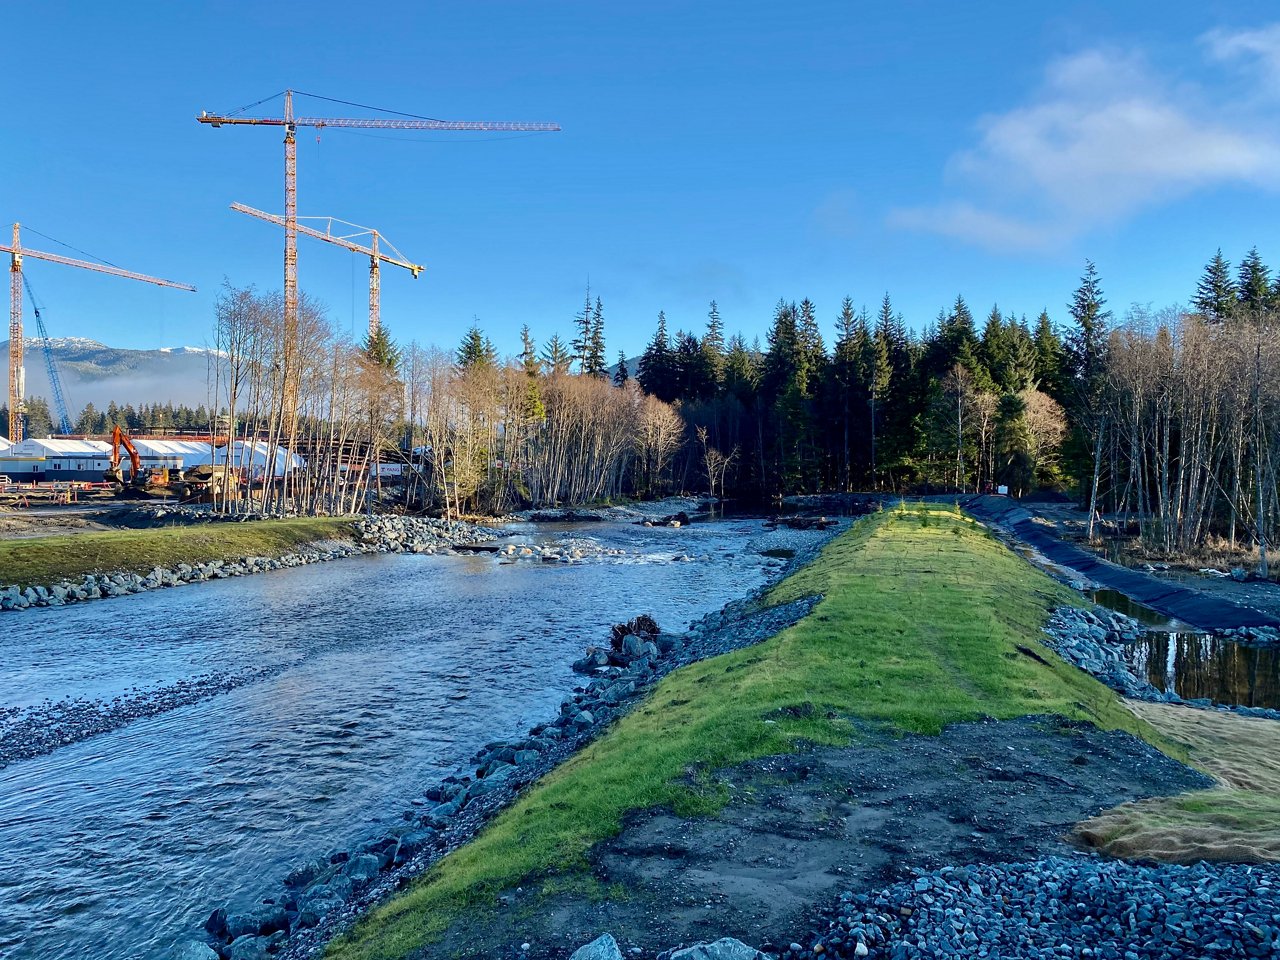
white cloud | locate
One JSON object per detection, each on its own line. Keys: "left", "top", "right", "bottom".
{"left": 888, "top": 203, "right": 1055, "bottom": 252}
{"left": 893, "top": 36, "right": 1280, "bottom": 252}
{"left": 1202, "top": 23, "right": 1280, "bottom": 89}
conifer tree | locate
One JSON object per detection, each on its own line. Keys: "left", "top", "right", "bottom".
{"left": 701, "top": 300, "right": 726, "bottom": 388}
{"left": 456, "top": 325, "right": 497, "bottom": 370}
{"left": 540, "top": 333, "right": 573, "bottom": 375}
{"left": 613, "top": 350, "right": 629, "bottom": 387}
{"left": 364, "top": 324, "right": 401, "bottom": 370}
{"left": 519, "top": 325, "right": 539, "bottom": 377}
{"left": 1032, "top": 310, "right": 1065, "bottom": 400}
{"left": 584, "top": 297, "right": 608, "bottom": 378}
{"left": 571, "top": 287, "right": 594, "bottom": 371}
{"left": 637, "top": 311, "right": 678, "bottom": 402}
{"left": 1193, "top": 249, "right": 1237, "bottom": 322}
{"left": 1237, "top": 247, "right": 1271, "bottom": 314}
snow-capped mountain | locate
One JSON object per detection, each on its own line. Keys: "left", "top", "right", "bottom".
{"left": 3, "top": 338, "right": 217, "bottom": 409}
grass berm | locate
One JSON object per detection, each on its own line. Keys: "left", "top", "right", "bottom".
{"left": 0, "top": 517, "right": 352, "bottom": 588}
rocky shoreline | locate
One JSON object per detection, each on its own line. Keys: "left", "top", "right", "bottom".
{"left": 175, "top": 521, "right": 845, "bottom": 960}
{"left": 0, "top": 515, "right": 501, "bottom": 614}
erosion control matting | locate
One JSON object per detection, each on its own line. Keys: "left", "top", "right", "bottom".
{"left": 963, "top": 496, "right": 1280, "bottom": 631}
{"left": 423, "top": 716, "right": 1210, "bottom": 959}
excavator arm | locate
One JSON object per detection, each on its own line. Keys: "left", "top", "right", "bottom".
{"left": 108, "top": 425, "right": 143, "bottom": 479}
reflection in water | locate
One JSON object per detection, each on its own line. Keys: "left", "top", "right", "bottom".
{"left": 0, "top": 519, "right": 788, "bottom": 960}
{"left": 1120, "top": 633, "right": 1280, "bottom": 710}
{"left": 1085, "top": 588, "right": 1192, "bottom": 631}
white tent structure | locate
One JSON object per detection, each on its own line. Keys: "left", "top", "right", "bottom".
{"left": 186, "top": 440, "right": 305, "bottom": 481}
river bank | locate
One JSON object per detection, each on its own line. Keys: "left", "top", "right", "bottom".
{"left": 315, "top": 503, "right": 1256, "bottom": 960}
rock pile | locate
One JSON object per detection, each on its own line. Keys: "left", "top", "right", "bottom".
{"left": 0, "top": 549, "right": 356, "bottom": 611}
{"left": 494, "top": 541, "right": 633, "bottom": 563}
{"left": 0, "top": 669, "right": 283, "bottom": 767}
{"left": 777, "top": 857, "right": 1280, "bottom": 960}
{"left": 1219, "top": 625, "right": 1280, "bottom": 648}
{"left": 351, "top": 514, "right": 501, "bottom": 553}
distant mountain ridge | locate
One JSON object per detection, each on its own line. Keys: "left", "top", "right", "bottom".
{"left": 2, "top": 338, "right": 217, "bottom": 410}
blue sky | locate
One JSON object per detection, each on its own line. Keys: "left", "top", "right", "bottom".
{"left": 4, "top": 1, "right": 1280, "bottom": 355}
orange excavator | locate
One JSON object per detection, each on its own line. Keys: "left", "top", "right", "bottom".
{"left": 105, "top": 425, "right": 183, "bottom": 498}
{"left": 105, "top": 426, "right": 236, "bottom": 501}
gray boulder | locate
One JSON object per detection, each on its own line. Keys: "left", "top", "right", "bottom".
{"left": 670, "top": 939, "right": 771, "bottom": 960}
{"left": 225, "top": 935, "right": 269, "bottom": 960}
{"left": 169, "top": 943, "right": 220, "bottom": 960}
{"left": 570, "top": 933, "right": 624, "bottom": 960}
{"left": 342, "top": 853, "right": 382, "bottom": 883}
{"left": 223, "top": 913, "right": 260, "bottom": 940}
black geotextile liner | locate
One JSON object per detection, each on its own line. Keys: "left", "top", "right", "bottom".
{"left": 961, "top": 497, "right": 1280, "bottom": 631}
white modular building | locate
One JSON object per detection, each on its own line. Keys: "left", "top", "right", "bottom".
{"left": 0, "top": 437, "right": 114, "bottom": 482}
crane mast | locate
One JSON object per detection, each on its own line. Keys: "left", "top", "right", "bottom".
{"left": 8, "top": 224, "right": 20, "bottom": 443}
{"left": 2, "top": 223, "right": 196, "bottom": 443}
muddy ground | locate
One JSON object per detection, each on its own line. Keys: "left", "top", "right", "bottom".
{"left": 425, "top": 716, "right": 1210, "bottom": 959}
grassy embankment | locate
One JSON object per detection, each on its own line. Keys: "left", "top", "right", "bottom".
{"left": 330, "top": 503, "right": 1176, "bottom": 960}
{"left": 0, "top": 517, "right": 353, "bottom": 588}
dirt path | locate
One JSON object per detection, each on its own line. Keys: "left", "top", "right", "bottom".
{"left": 424, "top": 716, "right": 1209, "bottom": 959}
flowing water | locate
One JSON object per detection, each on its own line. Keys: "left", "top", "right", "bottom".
{"left": 0, "top": 519, "right": 790, "bottom": 960}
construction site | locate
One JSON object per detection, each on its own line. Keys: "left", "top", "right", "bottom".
{"left": 3, "top": 88, "right": 559, "bottom": 512}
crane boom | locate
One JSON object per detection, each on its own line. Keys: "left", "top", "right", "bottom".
{"left": 231, "top": 202, "right": 423, "bottom": 339}
{"left": 200, "top": 114, "right": 559, "bottom": 132}
{"left": 229, "top": 203, "right": 423, "bottom": 274}
{"left": 0, "top": 243, "right": 197, "bottom": 291}
{"left": 22, "top": 275, "right": 75, "bottom": 435}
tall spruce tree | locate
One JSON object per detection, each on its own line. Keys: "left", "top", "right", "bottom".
{"left": 637, "top": 311, "right": 678, "bottom": 402}
{"left": 364, "top": 324, "right": 401, "bottom": 370}
{"left": 456, "top": 325, "right": 497, "bottom": 370}
{"left": 540, "top": 333, "right": 573, "bottom": 375}
{"left": 701, "top": 300, "right": 726, "bottom": 389}
{"left": 571, "top": 286, "right": 594, "bottom": 371}
{"left": 613, "top": 350, "right": 629, "bottom": 387}
{"left": 584, "top": 297, "right": 608, "bottom": 378}
{"left": 1237, "top": 247, "right": 1271, "bottom": 314}
{"left": 1194, "top": 249, "right": 1237, "bottom": 322}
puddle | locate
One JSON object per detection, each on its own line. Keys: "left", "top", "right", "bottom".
{"left": 1119, "top": 633, "right": 1280, "bottom": 711}
{"left": 1086, "top": 588, "right": 1193, "bottom": 632}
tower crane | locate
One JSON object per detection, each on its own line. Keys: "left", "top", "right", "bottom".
{"left": 196, "top": 90, "right": 559, "bottom": 437}
{"left": 230, "top": 202, "right": 423, "bottom": 341}
{"left": 3, "top": 223, "right": 196, "bottom": 443}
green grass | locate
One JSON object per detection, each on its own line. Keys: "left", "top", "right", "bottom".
{"left": 0, "top": 517, "right": 353, "bottom": 588}
{"left": 330, "top": 505, "right": 1171, "bottom": 960}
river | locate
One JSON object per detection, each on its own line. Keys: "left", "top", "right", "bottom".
{"left": 0, "top": 519, "right": 787, "bottom": 960}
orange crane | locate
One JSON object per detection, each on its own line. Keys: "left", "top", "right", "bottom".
{"left": 196, "top": 90, "right": 559, "bottom": 431}
{"left": 3, "top": 223, "right": 196, "bottom": 443}
{"left": 230, "top": 202, "right": 423, "bottom": 341}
